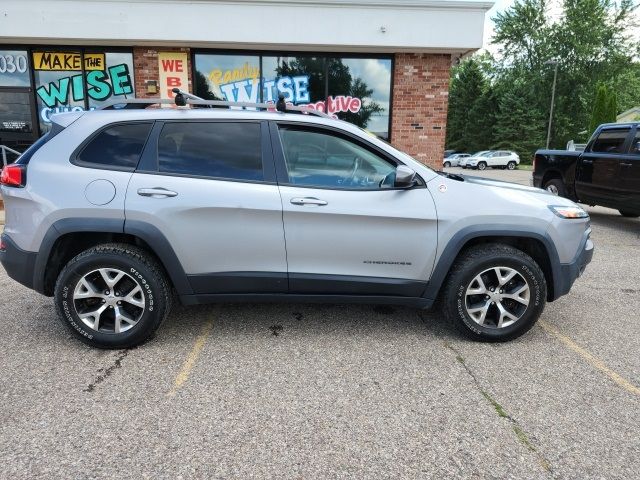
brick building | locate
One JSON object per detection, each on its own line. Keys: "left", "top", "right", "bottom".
{"left": 0, "top": 0, "right": 492, "bottom": 168}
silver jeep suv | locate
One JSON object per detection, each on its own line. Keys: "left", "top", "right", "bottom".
{"left": 0, "top": 94, "right": 593, "bottom": 348}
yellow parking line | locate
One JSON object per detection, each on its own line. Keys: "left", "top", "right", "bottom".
{"left": 167, "top": 315, "right": 214, "bottom": 397}
{"left": 539, "top": 320, "right": 640, "bottom": 396}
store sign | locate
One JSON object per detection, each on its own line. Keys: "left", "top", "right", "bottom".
{"left": 33, "top": 52, "right": 106, "bottom": 71}
{"left": 159, "top": 52, "right": 189, "bottom": 104}
{"left": 207, "top": 63, "right": 363, "bottom": 117}
{"left": 0, "top": 50, "right": 31, "bottom": 87}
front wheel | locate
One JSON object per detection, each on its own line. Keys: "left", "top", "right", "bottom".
{"left": 619, "top": 210, "right": 640, "bottom": 218}
{"left": 54, "top": 243, "right": 172, "bottom": 349}
{"left": 444, "top": 161, "right": 451, "bottom": 168}
{"left": 507, "top": 161, "right": 517, "bottom": 170}
{"left": 441, "top": 244, "right": 547, "bottom": 342}
{"left": 477, "top": 161, "right": 487, "bottom": 171}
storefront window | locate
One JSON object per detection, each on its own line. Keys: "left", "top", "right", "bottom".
{"left": 0, "top": 91, "right": 33, "bottom": 136}
{"left": 0, "top": 50, "right": 30, "bottom": 87}
{"left": 194, "top": 52, "right": 392, "bottom": 139}
{"left": 33, "top": 50, "right": 135, "bottom": 133}
{"left": 330, "top": 58, "right": 392, "bottom": 139}
{"left": 194, "top": 54, "right": 260, "bottom": 101}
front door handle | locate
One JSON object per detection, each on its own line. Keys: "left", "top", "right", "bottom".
{"left": 582, "top": 159, "right": 593, "bottom": 164}
{"left": 290, "top": 197, "right": 328, "bottom": 206}
{"left": 620, "top": 162, "right": 633, "bottom": 167}
{"left": 137, "top": 187, "right": 178, "bottom": 198}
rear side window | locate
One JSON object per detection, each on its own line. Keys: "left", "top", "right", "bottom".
{"left": 157, "top": 122, "right": 263, "bottom": 181}
{"left": 591, "top": 128, "right": 630, "bottom": 154}
{"left": 77, "top": 123, "right": 152, "bottom": 170}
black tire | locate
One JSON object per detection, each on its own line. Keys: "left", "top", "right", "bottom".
{"left": 441, "top": 244, "right": 547, "bottom": 342}
{"left": 461, "top": 166, "right": 467, "bottom": 169}
{"left": 543, "top": 178, "right": 566, "bottom": 197}
{"left": 477, "top": 161, "right": 487, "bottom": 171}
{"left": 54, "top": 243, "right": 172, "bottom": 349}
{"left": 619, "top": 210, "right": 640, "bottom": 218}
{"left": 444, "top": 161, "right": 451, "bottom": 168}
{"left": 507, "top": 161, "right": 517, "bottom": 170}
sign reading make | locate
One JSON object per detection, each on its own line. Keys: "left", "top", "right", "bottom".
{"left": 159, "top": 52, "right": 189, "bottom": 106}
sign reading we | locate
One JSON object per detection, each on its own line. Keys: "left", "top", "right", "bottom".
{"left": 158, "top": 52, "right": 189, "bottom": 106}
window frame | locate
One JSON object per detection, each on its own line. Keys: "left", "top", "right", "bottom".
{"left": 587, "top": 126, "right": 633, "bottom": 155}
{"left": 70, "top": 120, "right": 154, "bottom": 172}
{"left": 134, "top": 119, "right": 277, "bottom": 185}
{"left": 269, "top": 120, "right": 424, "bottom": 191}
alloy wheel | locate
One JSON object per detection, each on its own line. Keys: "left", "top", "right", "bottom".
{"left": 464, "top": 266, "right": 530, "bottom": 328}
{"left": 73, "top": 268, "right": 146, "bottom": 333}
{"left": 546, "top": 184, "right": 559, "bottom": 195}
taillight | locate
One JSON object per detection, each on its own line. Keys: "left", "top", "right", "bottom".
{"left": 0, "top": 164, "right": 26, "bottom": 187}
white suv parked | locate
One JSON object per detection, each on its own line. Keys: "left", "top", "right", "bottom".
{"left": 467, "top": 151, "right": 520, "bottom": 170}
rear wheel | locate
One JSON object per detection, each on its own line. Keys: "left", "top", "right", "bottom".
{"left": 543, "top": 178, "right": 566, "bottom": 197}
{"left": 619, "top": 210, "right": 640, "bottom": 218}
{"left": 441, "top": 244, "right": 547, "bottom": 342}
{"left": 477, "top": 161, "right": 487, "bottom": 171}
{"left": 444, "top": 161, "right": 451, "bottom": 168}
{"left": 54, "top": 243, "right": 172, "bottom": 349}
{"left": 507, "top": 161, "right": 517, "bottom": 170}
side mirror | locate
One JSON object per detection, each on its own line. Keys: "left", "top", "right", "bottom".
{"left": 394, "top": 165, "right": 417, "bottom": 188}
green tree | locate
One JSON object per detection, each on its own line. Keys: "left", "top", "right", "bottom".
{"left": 446, "top": 58, "right": 489, "bottom": 153}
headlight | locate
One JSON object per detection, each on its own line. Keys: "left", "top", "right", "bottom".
{"left": 548, "top": 205, "right": 589, "bottom": 219}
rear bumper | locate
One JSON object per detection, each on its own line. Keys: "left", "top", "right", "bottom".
{"left": 0, "top": 233, "right": 37, "bottom": 291}
{"left": 551, "top": 233, "right": 594, "bottom": 300}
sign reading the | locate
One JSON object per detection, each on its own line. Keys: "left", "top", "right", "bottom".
{"left": 158, "top": 52, "right": 189, "bottom": 104}
{"left": 33, "top": 52, "right": 106, "bottom": 71}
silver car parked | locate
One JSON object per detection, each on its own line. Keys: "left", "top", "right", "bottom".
{"left": 443, "top": 153, "right": 470, "bottom": 168}
{"left": 0, "top": 94, "right": 593, "bottom": 348}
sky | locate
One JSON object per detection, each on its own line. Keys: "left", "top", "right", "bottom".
{"left": 482, "top": 0, "right": 514, "bottom": 53}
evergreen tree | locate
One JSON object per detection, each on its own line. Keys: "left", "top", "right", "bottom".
{"left": 589, "top": 85, "right": 610, "bottom": 134}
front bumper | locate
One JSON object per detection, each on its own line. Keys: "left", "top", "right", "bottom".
{"left": 552, "top": 231, "right": 594, "bottom": 300}
{"left": 0, "top": 233, "right": 37, "bottom": 291}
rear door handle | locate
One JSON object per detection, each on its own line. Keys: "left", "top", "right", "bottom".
{"left": 290, "top": 197, "right": 328, "bottom": 206}
{"left": 582, "top": 159, "right": 593, "bottom": 164}
{"left": 620, "top": 162, "right": 633, "bottom": 167}
{"left": 137, "top": 187, "right": 178, "bottom": 198}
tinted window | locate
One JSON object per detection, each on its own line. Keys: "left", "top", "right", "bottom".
{"left": 158, "top": 122, "right": 263, "bottom": 181}
{"left": 632, "top": 130, "right": 640, "bottom": 154}
{"left": 77, "top": 123, "right": 151, "bottom": 169}
{"left": 278, "top": 126, "right": 395, "bottom": 189}
{"left": 591, "top": 129, "right": 630, "bottom": 154}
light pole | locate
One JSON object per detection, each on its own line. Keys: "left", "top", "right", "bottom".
{"left": 545, "top": 59, "right": 559, "bottom": 149}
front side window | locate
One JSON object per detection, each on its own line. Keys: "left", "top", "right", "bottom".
{"left": 158, "top": 122, "right": 263, "bottom": 181}
{"left": 77, "top": 123, "right": 151, "bottom": 169}
{"left": 591, "top": 128, "right": 630, "bottom": 154}
{"left": 278, "top": 126, "right": 396, "bottom": 189}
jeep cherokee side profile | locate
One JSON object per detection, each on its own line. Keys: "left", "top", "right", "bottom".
{"left": 0, "top": 96, "right": 593, "bottom": 348}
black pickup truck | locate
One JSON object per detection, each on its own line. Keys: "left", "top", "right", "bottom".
{"left": 533, "top": 122, "right": 640, "bottom": 217}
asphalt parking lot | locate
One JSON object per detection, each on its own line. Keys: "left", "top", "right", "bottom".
{"left": 1, "top": 167, "right": 638, "bottom": 479}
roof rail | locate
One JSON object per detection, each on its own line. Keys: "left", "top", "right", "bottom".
{"left": 99, "top": 90, "right": 333, "bottom": 119}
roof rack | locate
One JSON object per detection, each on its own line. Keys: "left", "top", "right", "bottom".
{"left": 99, "top": 89, "right": 333, "bottom": 119}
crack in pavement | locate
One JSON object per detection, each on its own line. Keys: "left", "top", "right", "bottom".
{"left": 84, "top": 349, "right": 131, "bottom": 392}
{"left": 444, "top": 342, "right": 554, "bottom": 477}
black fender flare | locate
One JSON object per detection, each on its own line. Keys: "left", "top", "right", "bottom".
{"left": 422, "top": 225, "right": 563, "bottom": 302}
{"left": 33, "top": 218, "right": 192, "bottom": 296}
